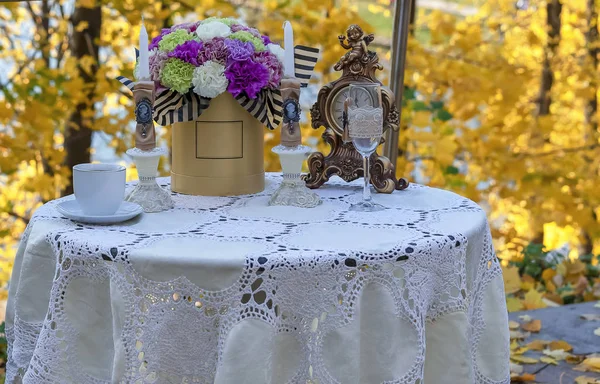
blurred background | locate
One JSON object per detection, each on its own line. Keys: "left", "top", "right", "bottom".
{"left": 0, "top": 0, "right": 600, "bottom": 376}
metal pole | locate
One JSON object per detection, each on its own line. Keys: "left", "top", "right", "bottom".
{"left": 384, "top": 0, "right": 413, "bottom": 169}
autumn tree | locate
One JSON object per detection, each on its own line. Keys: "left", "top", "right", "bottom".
{"left": 0, "top": 0, "right": 237, "bottom": 295}
{"left": 385, "top": 0, "right": 600, "bottom": 262}
{"left": 3, "top": 0, "right": 597, "bottom": 308}
{"left": 0, "top": 0, "right": 368, "bottom": 296}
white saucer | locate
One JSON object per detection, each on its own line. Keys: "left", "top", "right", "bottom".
{"left": 57, "top": 200, "right": 143, "bottom": 224}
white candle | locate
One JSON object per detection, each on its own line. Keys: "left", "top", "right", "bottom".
{"left": 138, "top": 17, "right": 150, "bottom": 80}
{"left": 283, "top": 21, "right": 294, "bottom": 77}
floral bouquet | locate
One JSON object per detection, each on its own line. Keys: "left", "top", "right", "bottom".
{"left": 116, "top": 18, "right": 320, "bottom": 196}
{"left": 144, "top": 17, "right": 284, "bottom": 100}
{"left": 119, "top": 17, "right": 318, "bottom": 129}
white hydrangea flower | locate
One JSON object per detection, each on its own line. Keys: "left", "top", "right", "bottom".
{"left": 267, "top": 43, "right": 285, "bottom": 64}
{"left": 192, "top": 60, "right": 228, "bottom": 99}
{"left": 195, "top": 21, "right": 231, "bottom": 41}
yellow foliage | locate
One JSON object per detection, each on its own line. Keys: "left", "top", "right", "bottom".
{"left": 0, "top": 0, "right": 599, "bottom": 321}
{"left": 503, "top": 265, "right": 522, "bottom": 294}
{"left": 522, "top": 290, "right": 547, "bottom": 310}
{"left": 412, "top": 111, "right": 430, "bottom": 128}
{"left": 548, "top": 340, "right": 573, "bottom": 352}
{"left": 506, "top": 297, "right": 524, "bottom": 312}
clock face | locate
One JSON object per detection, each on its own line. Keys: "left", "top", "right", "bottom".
{"left": 328, "top": 86, "right": 374, "bottom": 135}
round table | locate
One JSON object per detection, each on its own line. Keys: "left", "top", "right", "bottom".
{"left": 6, "top": 174, "right": 510, "bottom": 384}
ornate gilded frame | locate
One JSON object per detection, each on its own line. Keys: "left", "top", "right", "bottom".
{"left": 303, "top": 24, "right": 409, "bottom": 193}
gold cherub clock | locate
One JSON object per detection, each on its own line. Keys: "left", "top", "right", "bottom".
{"left": 304, "top": 24, "right": 409, "bottom": 193}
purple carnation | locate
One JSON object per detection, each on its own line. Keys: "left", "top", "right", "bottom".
{"left": 168, "top": 40, "right": 203, "bottom": 66}
{"left": 198, "top": 37, "right": 228, "bottom": 65}
{"left": 231, "top": 24, "right": 261, "bottom": 38}
{"left": 224, "top": 39, "right": 254, "bottom": 62}
{"left": 261, "top": 35, "right": 272, "bottom": 46}
{"left": 225, "top": 59, "right": 269, "bottom": 99}
{"left": 149, "top": 50, "right": 169, "bottom": 92}
{"left": 148, "top": 28, "right": 172, "bottom": 51}
{"left": 253, "top": 51, "right": 282, "bottom": 89}
{"left": 230, "top": 24, "right": 249, "bottom": 33}
{"left": 172, "top": 22, "right": 198, "bottom": 33}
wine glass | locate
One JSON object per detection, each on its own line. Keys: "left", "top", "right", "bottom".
{"left": 347, "top": 83, "right": 385, "bottom": 212}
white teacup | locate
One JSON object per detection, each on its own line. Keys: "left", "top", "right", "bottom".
{"left": 73, "top": 163, "right": 126, "bottom": 216}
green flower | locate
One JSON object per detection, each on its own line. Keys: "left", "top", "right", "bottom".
{"left": 203, "top": 17, "right": 236, "bottom": 27}
{"left": 158, "top": 30, "right": 196, "bottom": 52}
{"left": 229, "top": 31, "right": 266, "bottom": 52}
{"left": 160, "top": 58, "right": 195, "bottom": 94}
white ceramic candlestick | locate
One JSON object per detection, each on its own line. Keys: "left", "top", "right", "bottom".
{"left": 269, "top": 25, "right": 320, "bottom": 208}
{"left": 125, "top": 22, "right": 172, "bottom": 213}
{"left": 125, "top": 147, "right": 174, "bottom": 212}
{"left": 268, "top": 145, "right": 321, "bottom": 208}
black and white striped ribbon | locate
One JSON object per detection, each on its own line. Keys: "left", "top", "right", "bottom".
{"left": 294, "top": 45, "right": 319, "bottom": 87}
{"left": 117, "top": 45, "right": 319, "bottom": 129}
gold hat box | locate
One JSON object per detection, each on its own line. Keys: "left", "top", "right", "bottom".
{"left": 171, "top": 92, "right": 265, "bottom": 196}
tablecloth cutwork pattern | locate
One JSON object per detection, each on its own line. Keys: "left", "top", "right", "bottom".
{"left": 471, "top": 231, "right": 511, "bottom": 384}
{"left": 6, "top": 174, "right": 509, "bottom": 384}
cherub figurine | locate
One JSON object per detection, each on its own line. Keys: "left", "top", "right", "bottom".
{"left": 334, "top": 25, "right": 375, "bottom": 71}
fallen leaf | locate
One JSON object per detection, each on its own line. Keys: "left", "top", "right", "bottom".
{"left": 510, "top": 330, "right": 531, "bottom": 340}
{"left": 511, "top": 355, "right": 539, "bottom": 364}
{"left": 566, "top": 259, "right": 587, "bottom": 276}
{"left": 574, "top": 355, "right": 600, "bottom": 373}
{"left": 567, "top": 355, "right": 587, "bottom": 365}
{"left": 545, "top": 279, "right": 558, "bottom": 294}
{"left": 526, "top": 339, "right": 548, "bottom": 351}
{"left": 522, "top": 319, "right": 542, "bottom": 332}
{"left": 542, "top": 268, "right": 556, "bottom": 282}
{"left": 548, "top": 340, "right": 573, "bottom": 352}
{"left": 540, "top": 356, "right": 558, "bottom": 365}
{"left": 574, "top": 275, "right": 591, "bottom": 295}
{"left": 510, "top": 362, "right": 524, "bottom": 374}
{"left": 585, "top": 291, "right": 598, "bottom": 302}
{"left": 509, "top": 320, "right": 520, "bottom": 330}
{"left": 542, "top": 348, "right": 571, "bottom": 360}
{"left": 522, "top": 290, "right": 547, "bottom": 310}
{"left": 581, "top": 314, "right": 600, "bottom": 321}
{"left": 507, "top": 297, "right": 523, "bottom": 312}
{"left": 557, "top": 262, "right": 567, "bottom": 278}
{"left": 503, "top": 265, "right": 522, "bottom": 294}
{"left": 593, "top": 281, "right": 600, "bottom": 298}
{"left": 521, "top": 274, "right": 536, "bottom": 291}
{"left": 513, "top": 346, "right": 529, "bottom": 355}
{"left": 574, "top": 376, "right": 600, "bottom": 384}
{"left": 510, "top": 340, "right": 520, "bottom": 351}
{"left": 510, "top": 373, "right": 536, "bottom": 382}
{"left": 542, "top": 297, "right": 561, "bottom": 307}
{"left": 519, "top": 314, "right": 532, "bottom": 322}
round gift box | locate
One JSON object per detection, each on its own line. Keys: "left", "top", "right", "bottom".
{"left": 171, "top": 92, "right": 265, "bottom": 196}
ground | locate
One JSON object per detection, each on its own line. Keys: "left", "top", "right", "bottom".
{"left": 508, "top": 302, "right": 600, "bottom": 383}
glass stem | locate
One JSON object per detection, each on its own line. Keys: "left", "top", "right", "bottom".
{"left": 363, "top": 155, "right": 371, "bottom": 202}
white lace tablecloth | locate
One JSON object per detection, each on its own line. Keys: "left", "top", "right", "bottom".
{"left": 6, "top": 174, "right": 510, "bottom": 384}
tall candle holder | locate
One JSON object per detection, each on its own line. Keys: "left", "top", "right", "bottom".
{"left": 125, "top": 81, "right": 174, "bottom": 212}
{"left": 269, "top": 77, "right": 321, "bottom": 208}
